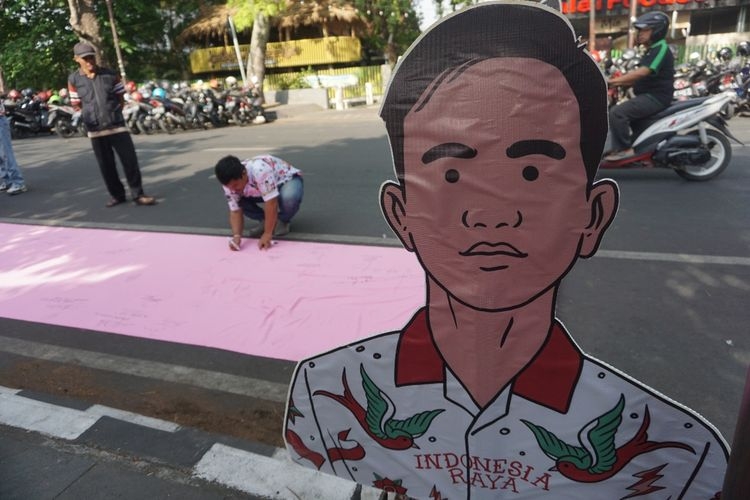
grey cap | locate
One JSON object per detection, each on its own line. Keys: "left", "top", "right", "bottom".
{"left": 73, "top": 42, "right": 96, "bottom": 58}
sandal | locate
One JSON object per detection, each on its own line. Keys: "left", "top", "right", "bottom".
{"left": 133, "top": 195, "right": 156, "bottom": 206}
{"left": 106, "top": 197, "right": 126, "bottom": 208}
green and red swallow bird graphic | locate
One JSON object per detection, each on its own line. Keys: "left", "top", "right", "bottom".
{"left": 314, "top": 364, "right": 444, "bottom": 450}
{"left": 522, "top": 394, "right": 695, "bottom": 483}
{"left": 285, "top": 398, "right": 327, "bottom": 469}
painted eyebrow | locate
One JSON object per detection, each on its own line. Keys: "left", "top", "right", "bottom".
{"left": 422, "top": 142, "right": 477, "bottom": 164}
{"left": 506, "top": 140, "right": 566, "bottom": 160}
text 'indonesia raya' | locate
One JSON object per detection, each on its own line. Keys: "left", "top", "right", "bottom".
{"left": 414, "top": 453, "right": 552, "bottom": 492}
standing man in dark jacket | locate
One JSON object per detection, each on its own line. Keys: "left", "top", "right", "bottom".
{"left": 68, "top": 42, "right": 156, "bottom": 207}
{"left": 605, "top": 12, "right": 674, "bottom": 161}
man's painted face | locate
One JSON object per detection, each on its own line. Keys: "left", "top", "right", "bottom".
{"left": 399, "top": 57, "right": 594, "bottom": 310}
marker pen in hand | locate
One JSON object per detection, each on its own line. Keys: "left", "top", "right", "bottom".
{"left": 229, "top": 235, "right": 241, "bottom": 251}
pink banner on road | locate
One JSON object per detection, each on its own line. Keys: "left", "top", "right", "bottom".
{"left": 0, "top": 223, "right": 424, "bottom": 361}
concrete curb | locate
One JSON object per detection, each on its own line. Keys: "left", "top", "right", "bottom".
{"left": 0, "top": 385, "right": 384, "bottom": 500}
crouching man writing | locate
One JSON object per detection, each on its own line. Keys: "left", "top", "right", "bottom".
{"left": 214, "top": 154, "right": 303, "bottom": 251}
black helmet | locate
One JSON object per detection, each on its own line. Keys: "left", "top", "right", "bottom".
{"left": 21, "top": 88, "right": 34, "bottom": 98}
{"left": 633, "top": 11, "right": 669, "bottom": 43}
{"left": 717, "top": 47, "right": 733, "bottom": 62}
{"left": 737, "top": 41, "right": 750, "bottom": 57}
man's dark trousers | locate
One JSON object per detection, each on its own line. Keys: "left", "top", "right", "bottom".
{"left": 90, "top": 131, "right": 145, "bottom": 201}
{"left": 609, "top": 94, "right": 667, "bottom": 151}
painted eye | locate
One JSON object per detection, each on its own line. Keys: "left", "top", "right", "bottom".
{"left": 522, "top": 165, "right": 539, "bottom": 181}
{"left": 445, "top": 169, "right": 459, "bottom": 183}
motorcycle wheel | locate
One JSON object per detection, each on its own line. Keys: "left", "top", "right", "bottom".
{"left": 55, "top": 117, "right": 77, "bottom": 139}
{"left": 236, "top": 111, "right": 249, "bottom": 127}
{"left": 675, "top": 129, "right": 731, "bottom": 181}
{"left": 720, "top": 102, "right": 735, "bottom": 120}
{"left": 137, "top": 119, "right": 154, "bottom": 135}
{"left": 11, "top": 124, "right": 28, "bottom": 139}
{"left": 158, "top": 118, "right": 176, "bottom": 135}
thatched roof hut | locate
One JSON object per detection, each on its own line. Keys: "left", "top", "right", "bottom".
{"left": 178, "top": 1, "right": 366, "bottom": 45}
{"left": 178, "top": 4, "right": 238, "bottom": 45}
{"left": 277, "top": 0, "right": 365, "bottom": 39}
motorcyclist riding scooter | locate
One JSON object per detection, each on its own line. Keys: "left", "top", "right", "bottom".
{"left": 605, "top": 11, "right": 674, "bottom": 161}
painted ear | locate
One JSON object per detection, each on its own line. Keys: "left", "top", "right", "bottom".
{"left": 538, "top": 0, "right": 562, "bottom": 12}
{"left": 580, "top": 179, "right": 619, "bottom": 258}
{"left": 380, "top": 181, "right": 414, "bottom": 252}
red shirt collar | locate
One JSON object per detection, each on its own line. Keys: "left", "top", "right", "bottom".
{"left": 394, "top": 308, "right": 582, "bottom": 413}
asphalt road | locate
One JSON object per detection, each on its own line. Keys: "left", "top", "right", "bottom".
{"left": 2, "top": 104, "right": 749, "bottom": 447}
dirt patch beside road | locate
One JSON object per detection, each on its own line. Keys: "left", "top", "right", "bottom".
{"left": 0, "top": 356, "right": 286, "bottom": 448}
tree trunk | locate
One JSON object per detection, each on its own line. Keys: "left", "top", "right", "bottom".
{"left": 385, "top": 30, "right": 398, "bottom": 67}
{"left": 67, "top": 0, "right": 106, "bottom": 65}
{"left": 247, "top": 11, "right": 270, "bottom": 102}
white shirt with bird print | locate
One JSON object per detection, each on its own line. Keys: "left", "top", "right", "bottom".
{"left": 284, "top": 308, "right": 728, "bottom": 499}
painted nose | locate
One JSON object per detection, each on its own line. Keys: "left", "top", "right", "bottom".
{"left": 461, "top": 209, "right": 522, "bottom": 229}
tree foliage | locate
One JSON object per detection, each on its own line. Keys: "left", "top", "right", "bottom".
{"left": 227, "top": 0, "right": 285, "bottom": 95}
{"left": 431, "top": 0, "right": 477, "bottom": 20}
{"left": 107, "top": 0, "right": 221, "bottom": 82}
{"left": 0, "top": 0, "right": 423, "bottom": 92}
{"left": 355, "top": 0, "right": 420, "bottom": 66}
{"left": 0, "top": 0, "right": 78, "bottom": 91}
{"left": 0, "top": 0, "right": 218, "bottom": 91}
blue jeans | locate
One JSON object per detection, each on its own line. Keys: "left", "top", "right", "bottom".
{"left": 0, "top": 116, "right": 25, "bottom": 186}
{"left": 237, "top": 175, "right": 303, "bottom": 223}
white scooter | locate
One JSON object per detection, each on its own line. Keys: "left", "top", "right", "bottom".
{"left": 602, "top": 91, "right": 743, "bottom": 181}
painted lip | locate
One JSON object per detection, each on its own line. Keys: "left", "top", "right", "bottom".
{"left": 458, "top": 241, "right": 528, "bottom": 258}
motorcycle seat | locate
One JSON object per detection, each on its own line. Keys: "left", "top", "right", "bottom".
{"left": 650, "top": 97, "right": 711, "bottom": 121}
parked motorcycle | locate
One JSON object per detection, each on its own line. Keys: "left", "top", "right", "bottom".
{"left": 673, "top": 47, "right": 741, "bottom": 119}
{"left": 48, "top": 104, "right": 85, "bottom": 138}
{"left": 6, "top": 89, "right": 51, "bottom": 138}
{"left": 150, "top": 87, "right": 187, "bottom": 133}
{"left": 123, "top": 92, "right": 159, "bottom": 135}
{"left": 176, "top": 88, "right": 210, "bottom": 129}
{"left": 602, "top": 91, "right": 741, "bottom": 181}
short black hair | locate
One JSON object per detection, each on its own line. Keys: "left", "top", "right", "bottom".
{"left": 214, "top": 155, "right": 245, "bottom": 185}
{"left": 380, "top": 2, "right": 607, "bottom": 185}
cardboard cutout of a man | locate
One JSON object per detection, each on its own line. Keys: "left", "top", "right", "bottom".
{"left": 284, "top": 3, "right": 729, "bottom": 498}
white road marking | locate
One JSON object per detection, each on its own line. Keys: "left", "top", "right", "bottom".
{"left": 0, "top": 386, "right": 179, "bottom": 435}
{"left": 0, "top": 390, "right": 99, "bottom": 440}
{"left": 134, "top": 147, "right": 271, "bottom": 153}
{"left": 0, "top": 386, "right": 19, "bottom": 396}
{"left": 0, "top": 336, "right": 289, "bottom": 403}
{"left": 86, "top": 404, "right": 181, "bottom": 433}
{"left": 202, "top": 147, "right": 272, "bottom": 152}
{"left": 595, "top": 249, "right": 750, "bottom": 266}
{"left": 2, "top": 218, "right": 749, "bottom": 266}
{"left": 193, "top": 443, "right": 360, "bottom": 500}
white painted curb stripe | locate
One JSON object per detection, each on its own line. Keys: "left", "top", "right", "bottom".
{"left": 0, "top": 383, "right": 385, "bottom": 499}
{"left": 194, "top": 443, "right": 361, "bottom": 500}
{"left": 0, "top": 391, "right": 99, "bottom": 440}
{"left": 0, "top": 386, "right": 19, "bottom": 396}
{"left": 86, "top": 404, "right": 181, "bottom": 433}
{"left": 0, "top": 385, "right": 179, "bottom": 436}
{"left": 0, "top": 336, "right": 289, "bottom": 402}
